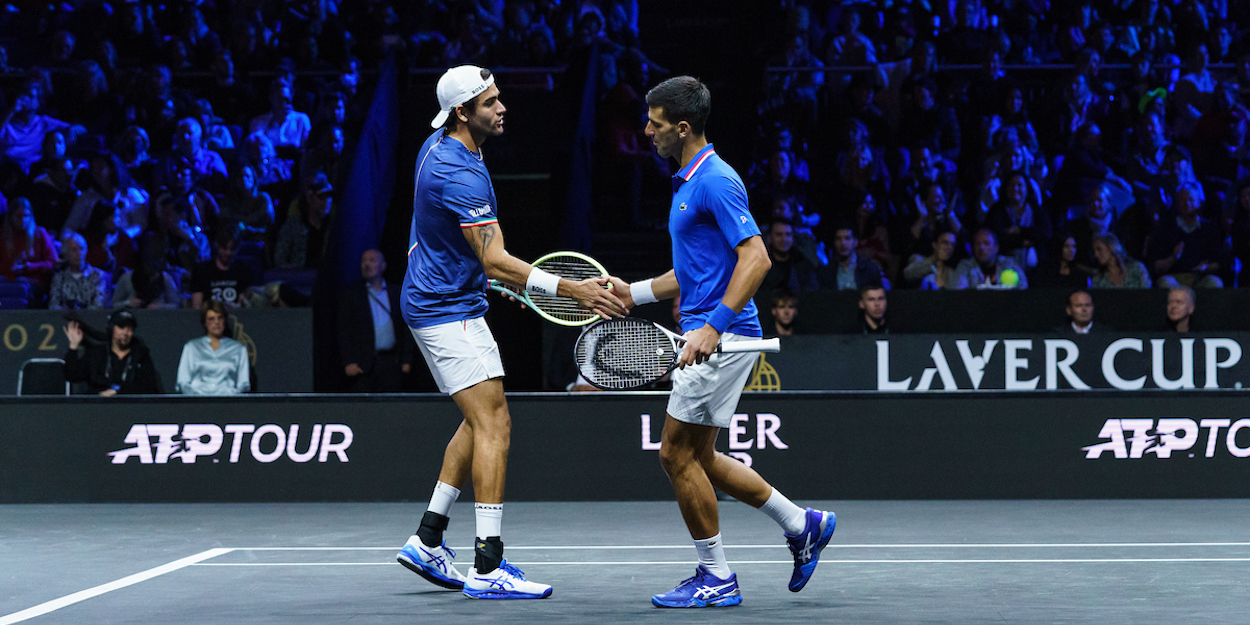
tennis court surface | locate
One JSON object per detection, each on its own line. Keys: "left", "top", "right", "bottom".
{"left": 4, "top": 500, "right": 1249, "bottom": 624}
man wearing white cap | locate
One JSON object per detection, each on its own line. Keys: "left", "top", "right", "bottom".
{"left": 394, "top": 65, "right": 626, "bottom": 600}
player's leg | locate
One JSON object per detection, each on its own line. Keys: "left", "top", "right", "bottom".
{"left": 700, "top": 342, "right": 837, "bottom": 593}
{"left": 651, "top": 360, "right": 742, "bottom": 608}
{"left": 397, "top": 324, "right": 475, "bottom": 589}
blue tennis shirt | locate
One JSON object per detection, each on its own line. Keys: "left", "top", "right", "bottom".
{"left": 401, "top": 130, "right": 498, "bottom": 328}
{"left": 669, "top": 143, "right": 763, "bottom": 337}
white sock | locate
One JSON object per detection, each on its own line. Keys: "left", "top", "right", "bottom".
{"left": 475, "top": 502, "right": 503, "bottom": 539}
{"left": 426, "top": 481, "right": 460, "bottom": 517}
{"left": 695, "top": 534, "right": 732, "bottom": 580}
{"left": 760, "top": 488, "right": 807, "bottom": 535}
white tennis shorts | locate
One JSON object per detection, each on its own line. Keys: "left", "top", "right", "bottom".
{"left": 410, "top": 317, "right": 505, "bottom": 395}
{"left": 667, "top": 332, "right": 759, "bottom": 428}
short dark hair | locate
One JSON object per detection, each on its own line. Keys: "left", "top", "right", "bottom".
{"left": 1067, "top": 289, "right": 1091, "bottom": 306}
{"left": 771, "top": 290, "right": 798, "bottom": 308}
{"left": 646, "top": 76, "right": 711, "bottom": 135}
{"left": 859, "top": 282, "right": 886, "bottom": 298}
{"left": 214, "top": 222, "right": 240, "bottom": 249}
{"left": 444, "top": 68, "right": 494, "bottom": 131}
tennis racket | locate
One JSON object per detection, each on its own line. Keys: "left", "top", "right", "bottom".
{"left": 573, "top": 317, "right": 781, "bottom": 390}
{"left": 489, "top": 251, "right": 609, "bottom": 327}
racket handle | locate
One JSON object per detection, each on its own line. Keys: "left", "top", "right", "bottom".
{"left": 718, "top": 338, "right": 781, "bottom": 354}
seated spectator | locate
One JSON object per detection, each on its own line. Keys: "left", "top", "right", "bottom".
{"left": 83, "top": 201, "right": 137, "bottom": 279}
{"left": 157, "top": 118, "right": 228, "bottom": 194}
{"left": 27, "top": 129, "right": 69, "bottom": 180}
{"left": 298, "top": 123, "right": 346, "bottom": 192}
{"left": 176, "top": 300, "right": 251, "bottom": 395}
{"left": 1091, "top": 233, "right": 1151, "bottom": 289}
{"left": 1126, "top": 110, "right": 1170, "bottom": 200}
{"left": 27, "top": 157, "right": 80, "bottom": 237}
{"left": 955, "top": 228, "right": 1028, "bottom": 289}
{"left": 903, "top": 229, "right": 967, "bottom": 289}
{"left": 823, "top": 224, "right": 885, "bottom": 290}
{"left": 156, "top": 162, "right": 220, "bottom": 238}
{"left": 897, "top": 145, "right": 961, "bottom": 220}
{"left": 1057, "top": 289, "right": 1100, "bottom": 335}
{"left": 61, "top": 310, "right": 162, "bottom": 395}
{"left": 112, "top": 255, "right": 181, "bottom": 310}
{"left": 65, "top": 152, "right": 150, "bottom": 239}
{"left": 0, "top": 197, "right": 58, "bottom": 294}
{"left": 1230, "top": 181, "right": 1250, "bottom": 286}
{"left": 1165, "top": 285, "right": 1197, "bottom": 332}
{"left": 190, "top": 226, "right": 253, "bottom": 309}
{"left": 205, "top": 50, "right": 257, "bottom": 127}
{"left": 987, "top": 171, "right": 1052, "bottom": 270}
{"left": 1069, "top": 183, "right": 1121, "bottom": 261}
{"left": 191, "top": 99, "right": 234, "bottom": 151}
{"left": 116, "top": 126, "right": 157, "bottom": 190}
{"left": 49, "top": 232, "right": 111, "bottom": 309}
{"left": 858, "top": 284, "right": 889, "bottom": 335}
{"left": 249, "top": 75, "right": 312, "bottom": 152}
{"left": 1052, "top": 122, "right": 1131, "bottom": 213}
{"left": 770, "top": 290, "right": 799, "bottom": 336}
{"left": 219, "top": 164, "right": 275, "bottom": 241}
{"left": 274, "top": 174, "right": 334, "bottom": 270}
{"left": 244, "top": 131, "right": 295, "bottom": 205}
{"left": 846, "top": 190, "right": 892, "bottom": 277}
{"left": 759, "top": 219, "right": 819, "bottom": 293}
{"left": 1, "top": 79, "right": 79, "bottom": 172}
{"left": 982, "top": 83, "right": 1041, "bottom": 164}
{"left": 143, "top": 191, "right": 210, "bottom": 279}
{"left": 1033, "top": 235, "right": 1092, "bottom": 289}
{"left": 1146, "top": 182, "right": 1229, "bottom": 288}
{"left": 899, "top": 77, "right": 960, "bottom": 163}
{"left": 892, "top": 180, "right": 965, "bottom": 258}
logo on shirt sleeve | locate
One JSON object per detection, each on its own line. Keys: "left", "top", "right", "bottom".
{"left": 740, "top": 215, "right": 748, "bottom": 224}
{"left": 470, "top": 204, "right": 492, "bottom": 218}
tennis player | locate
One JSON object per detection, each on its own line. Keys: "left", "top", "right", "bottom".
{"left": 611, "top": 76, "right": 837, "bottom": 608}
{"left": 395, "top": 65, "right": 627, "bottom": 600}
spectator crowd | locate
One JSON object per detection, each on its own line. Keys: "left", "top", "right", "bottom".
{"left": 750, "top": 0, "right": 1250, "bottom": 305}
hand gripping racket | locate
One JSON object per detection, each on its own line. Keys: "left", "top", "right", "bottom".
{"left": 573, "top": 317, "right": 781, "bottom": 390}
{"left": 488, "top": 251, "right": 609, "bottom": 326}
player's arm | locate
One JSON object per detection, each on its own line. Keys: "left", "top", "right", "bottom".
{"left": 679, "top": 235, "right": 770, "bottom": 368}
{"left": 461, "top": 222, "right": 627, "bottom": 317}
{"left": 607, "top": 269, "right": 679, "bottom": 309}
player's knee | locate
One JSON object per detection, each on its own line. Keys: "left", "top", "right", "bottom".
{"left": 657, "top": 441, "right": 693, "bottom": 474}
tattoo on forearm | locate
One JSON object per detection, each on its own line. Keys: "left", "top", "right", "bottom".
{"left": 476, "top": 224, "right": 497, "bottom": 255}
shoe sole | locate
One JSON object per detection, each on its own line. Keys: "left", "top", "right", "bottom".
{"left": 651, "top": 594, "right": 743, "bottom": 608}
{"left": 463, "top": 587, "right": 553, "bottom": 600}
{"left": 397, "top": 551, "right": 464, "bottom": 590}
{"left": 789, "top": 512, "right": 837, "bottom": 592}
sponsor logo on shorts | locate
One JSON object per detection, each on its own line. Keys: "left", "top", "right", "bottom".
{"left": 108, "top": 424, "right": 354, "bottom": 464}
{"left": 1082, "top": 418, "right": 1250, "bottom": 459}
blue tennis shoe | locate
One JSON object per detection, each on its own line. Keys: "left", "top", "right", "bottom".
{"left": 785, "top": 508, "right": 836, "bottom": 592}
{"left": 651, "top": 565, "right": 742, "bottom": 608}
{"left": 397, "top": 537, "right": 467, "bottom": 590}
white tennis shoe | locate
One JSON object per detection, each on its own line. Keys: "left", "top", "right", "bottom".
{"left": 463, "top": 559, "right": 553, "bottom": 599}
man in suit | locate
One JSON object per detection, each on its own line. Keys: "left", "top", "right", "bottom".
{"left": 337, "top": 249, "right": 414, "bottom": 392}
{"left": 1057, "top": 289, "right": 1100, "bottom": 335}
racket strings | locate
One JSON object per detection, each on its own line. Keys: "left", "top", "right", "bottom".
{"left": 530, "top": 257, "right": 607, "bottom": 322}
{"left": 575, "top": 320, "right": 676, "bottom": 390}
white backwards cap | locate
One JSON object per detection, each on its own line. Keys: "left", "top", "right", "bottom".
{"left": 430, "top": 65, "right": 495, "bottom": 128}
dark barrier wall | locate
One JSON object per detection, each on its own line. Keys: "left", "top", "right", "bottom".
{"left": 751, "top": 288, "right": 1250, "bottom": 335}
{"left": 0, "top": 310, "right": 312, "bottom": 394}
{"left": 764, "top": 333, "right": 1250, "bottom": 391}
{"left": 4, "top": 392, "right": 1249, "bottom": 503}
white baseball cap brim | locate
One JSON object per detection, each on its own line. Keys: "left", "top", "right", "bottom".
{"left": 431, "top": 65, "right": 496, "bottom": 128}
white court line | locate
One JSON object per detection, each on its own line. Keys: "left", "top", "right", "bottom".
{"left": 0, "top": 548, "right": 233, "bottom": 625}
{"left": 229, "top": 542, "right": 1250, "bottom": 551}
{"left": 193, "top": 557, "right": 1250, "bottom": 566}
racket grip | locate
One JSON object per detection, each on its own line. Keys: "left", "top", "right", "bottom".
{"left": 718, "top": 338, "right": 781, "bottom": 354}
